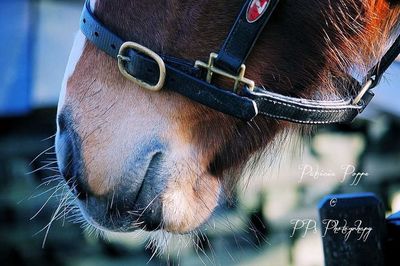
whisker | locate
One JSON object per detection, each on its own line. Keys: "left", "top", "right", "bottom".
{"left": 29, "top": 145, "right": 55, "bottom": 166}
{"left": 42, "top": 174, "right": 62, "bottom": 182}
{"left": 135, "top": 193, "right": 161, "bottom": 222}
{"left": 41, "top": 133, "right": 56, "bottom": 142}
{"left": 28, "top": 182, "right": 64, "bottom": 200}
{"left": 30, "top": 181, "right": 66, "bottom": 220}
{"left": 26, "top": 161, "right": 59, "bottom": 175}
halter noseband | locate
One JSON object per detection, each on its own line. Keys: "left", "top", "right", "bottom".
{"left": 79, "top": 0, "right": 400, "bottom": 124}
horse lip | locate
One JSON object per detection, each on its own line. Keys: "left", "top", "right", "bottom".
{"left": 76, "top": 197, "right": 140, "bottom": 232}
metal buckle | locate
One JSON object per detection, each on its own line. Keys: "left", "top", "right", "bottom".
{"left": 352, "top": 78, "right": 374, "bottom": 105}
{"left": 117, "top": 42, "right": 166, "bottom": 91}
{"left": 194, "top": 53, "right": 255, "bottom": 92}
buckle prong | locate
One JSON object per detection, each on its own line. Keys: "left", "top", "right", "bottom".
{"left": 195, "top": 53, "right": 255, "bottom": 92}
{"left": 117, "top": 42, "right": 166, "bottom": 91}
{"left": 117, "top": 55, "right": 131, "bottom": 62}
{"left": 353, "top": 78, "right": 374, "bottom": 105}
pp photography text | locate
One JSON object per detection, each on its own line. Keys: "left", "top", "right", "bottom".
{"left": 289, "top": 164, "right": 372, "bottom": 242}
{"left": 298, "top": 164, "right": 368, "bottom": 185}
{"left": 289, "top": 219, "right": 373, "bottom": 242}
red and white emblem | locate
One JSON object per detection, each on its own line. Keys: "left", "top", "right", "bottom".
{"left": 246, "top": 0, "right": 270, "bottom": 23}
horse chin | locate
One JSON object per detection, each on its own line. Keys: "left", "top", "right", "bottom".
{"left": 161, "top": 172, "right": 221, "bottom": 233}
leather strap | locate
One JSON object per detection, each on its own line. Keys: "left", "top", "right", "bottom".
{"left": 124, "top": 49, "right": 260, "bottom": 120}
{"left": 80, "top": 0, "right": 123, "bottom": 58}
{"left": 367, "top": 33, "right": 400, "bottom": 88}
{"left": 243, "top": 87, "right": 371, "bottom": 124}
{"left": 79, "top": 0, "right": 399, "bottom": 124}
{"left": 215, "top": 0, "right": 280, "bottom": 74}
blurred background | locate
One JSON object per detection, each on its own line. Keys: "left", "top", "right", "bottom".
{"left": 0, "top": 0, "right": 399, "bottom": 265}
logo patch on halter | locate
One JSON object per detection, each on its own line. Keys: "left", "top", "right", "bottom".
{"left": 246, "top": 0, "right": 270, "bottom": 23}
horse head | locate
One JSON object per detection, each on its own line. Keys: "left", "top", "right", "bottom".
{"left": 56, "top": 0, "right": 400, "bottom": 233}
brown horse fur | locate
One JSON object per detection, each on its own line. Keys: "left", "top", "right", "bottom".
{"left": 61, "top": 0, "right": 400, "bottom": 233}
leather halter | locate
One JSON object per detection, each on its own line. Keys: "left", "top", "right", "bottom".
{"left": 79, "top": 0, "right": 400, "bottom": 124}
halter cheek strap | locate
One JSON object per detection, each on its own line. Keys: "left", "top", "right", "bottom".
{"left": 215, "top": 0, "right": 280, "bottom": 74}
{"left": 79, "top": 0, "right": 399, "bottom": 124}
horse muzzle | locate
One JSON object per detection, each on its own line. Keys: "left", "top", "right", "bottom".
{"left": 55, "top": 109, "right": 166, "bottom": 232}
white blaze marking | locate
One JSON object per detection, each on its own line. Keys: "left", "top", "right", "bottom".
{"left": 57, "top": 30, "right": 86, "bottom": 116}
{"left": 57, "top": 0, "right": 97, "bottom": 116}
{"left": 90, "top": 0, "right": 97, "bottom": 11}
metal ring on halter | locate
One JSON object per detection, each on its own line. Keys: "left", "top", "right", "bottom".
{"left": 117, "top": 42, "right": 166, "bottom": 91}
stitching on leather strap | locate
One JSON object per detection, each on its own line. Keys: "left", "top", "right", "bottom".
{"left": 265, "top": 113, "right": 343, "bottom": 124}
{"left": 262, "top": 98, "right": 357, "bottom": 113}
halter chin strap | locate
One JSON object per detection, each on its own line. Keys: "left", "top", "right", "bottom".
{"left": 79, "top": 0, "right": 399, "bottom": 124}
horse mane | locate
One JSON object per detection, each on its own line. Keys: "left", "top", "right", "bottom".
{"left": 322, "top": 0, "right": 400, "bottom": 86}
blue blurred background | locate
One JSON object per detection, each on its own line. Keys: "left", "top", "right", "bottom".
{"left": 0, "top": 0, "right": 399, "bottom": 265}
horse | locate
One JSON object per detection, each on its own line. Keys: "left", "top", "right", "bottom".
{"left": 55, "top": 0, "right": 400, "bottom": 239}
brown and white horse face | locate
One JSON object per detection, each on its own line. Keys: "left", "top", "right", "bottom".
{"left": 56, "top": 0, "right": 400, "bottom": 233}
{"left": 56, "top": 34, "right": 223, "bottom": 232}
{"left": 57, "top": 31, "right": 226, "bottom": 232}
